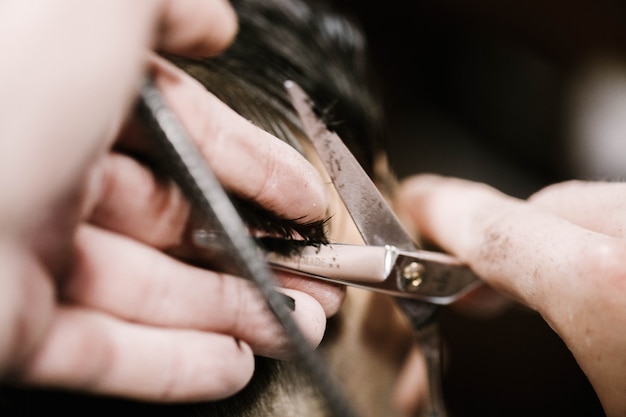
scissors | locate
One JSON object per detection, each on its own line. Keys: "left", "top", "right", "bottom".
{"left": 265, "top": 81, "right": 483, "bottom": 308}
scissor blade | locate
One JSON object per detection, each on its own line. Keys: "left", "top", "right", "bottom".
{"left": 285, "top": 80, "right": 416, "bottom": 250}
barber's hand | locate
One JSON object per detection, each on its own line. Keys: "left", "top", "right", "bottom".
{"left": 393, "top": 174, "right": 626, "bottom": 416}
{"left": 0, "top": 0, "right": 340, "bottom": 404}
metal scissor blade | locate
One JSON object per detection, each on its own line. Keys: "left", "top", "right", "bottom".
{"left": 284, "top": 80, "right": 416, "bottom": 250}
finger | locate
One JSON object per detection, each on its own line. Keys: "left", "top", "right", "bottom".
{"left": 63, "top": 225, "right": 326, "bottom": 359}
{"left": 158, "top": 0, "right": 238, "bottom": 56}
{"left": 148, "top": 55, "right": 329, "bottom": 223}
{"left": 450, "top": 285, "right": 514, "bottom": 318}
{"left": 0, "top": 1, "right": 155, "bottom": 221}
{"left": 274, "top": 271, "right": 347, "bottom": 317}
{"left": 394, "top": 174, "right": 625, "bottom": 313}
{"left": 18, "top": 306, "right": 254, "bottom": 402}
{"left": 529, "top": 180, "right": 626, "bottom": 238}
{"left": 0, "top": 0, "right": 235, "bottom": 249}
{"left": 87, "top": 152, "right": 191, "bottom": 249}
{"left": 0, "top": 240, "right": 55, "bottom": 376}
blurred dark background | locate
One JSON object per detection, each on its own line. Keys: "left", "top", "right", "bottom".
{"left": 331, "top": 0, "right": 626, "bottom": 415}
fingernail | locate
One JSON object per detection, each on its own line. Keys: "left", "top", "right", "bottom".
{"left": 280, "top": 293, "right": 296, "bottom": 311}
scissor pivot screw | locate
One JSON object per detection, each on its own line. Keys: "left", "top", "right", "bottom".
{"left": 402, "top": 262, "right": 424, "bottom": 291}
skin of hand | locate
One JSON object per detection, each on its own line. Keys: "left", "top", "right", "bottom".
{"left": 393, "top": 173, "right": 626, "bottom": 416}
{"left": 0, "top": 0, "right": 343, "bottom": 404}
